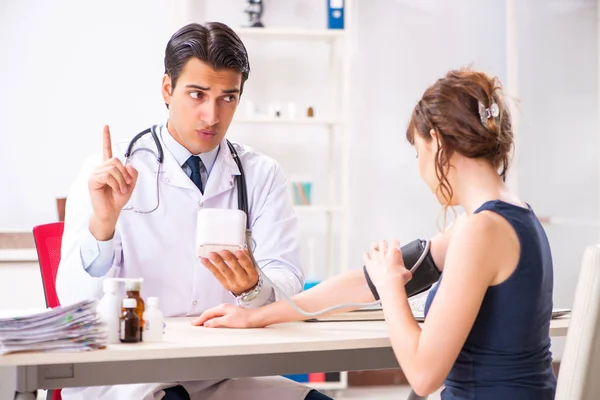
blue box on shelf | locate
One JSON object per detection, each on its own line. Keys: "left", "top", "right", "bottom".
{"left": 327, "top": 0, "right": 344, "bottom": 30}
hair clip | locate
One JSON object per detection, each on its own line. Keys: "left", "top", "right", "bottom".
{"left": 478, "top": 101, "right": 500, "bottom": 127}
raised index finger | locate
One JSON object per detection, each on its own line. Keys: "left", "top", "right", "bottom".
{"left": 103, "top": 125, "right": 112, "bottom": 161}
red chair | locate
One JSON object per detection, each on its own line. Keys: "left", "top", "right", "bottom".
{"left": 32, "top": 221, "right": 65, "bottom": 400}
{"left": 33, "top": 222, "right": 64, "bottom": 308}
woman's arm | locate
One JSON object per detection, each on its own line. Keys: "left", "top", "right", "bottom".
{"left": 428, "top": 213, "right": 467, "bottom": 272}
{"left": 193, "top": 268, "right": 376, "bottom": 327}
{"left": 256, "top": 268, "right": 377, "bottom": 325}
{"left": 371, "top": 212, "right": 518, "bottom": 396}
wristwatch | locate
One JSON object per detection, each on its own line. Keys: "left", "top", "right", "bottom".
{"left": 234, "top": 275, "right": 263, "bottom": 305}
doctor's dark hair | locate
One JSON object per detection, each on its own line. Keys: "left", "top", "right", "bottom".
{"left": 406, "top": 68, "right": 514, "bottom": 208}
{"left": 163, "top": 22, "right": 250, "bottom": 105}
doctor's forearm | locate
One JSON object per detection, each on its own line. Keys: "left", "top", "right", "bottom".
{"left": 79, "top": 225, "right": 116, "bottom": 277}
{"left": 253, "top": 269, "right": 375, "bottom": 326}
{"left": 89, "top": 214, "right": 118, "bottom": 241}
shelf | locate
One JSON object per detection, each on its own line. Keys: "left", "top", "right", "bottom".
{"left": 232, "top": 4, "right": 352, "bottom": 280}
{"left": 233, "top": 116, "right": 340, "bottom": 126}
{"left": 235, "top": 27, "right": 345, "bottom": 41}
{"left": 293, "top": 205, "right": 341, "bottom": 213}
{"left": 0, "top": 249, "right": 38, "bottom": 262}
{"left": 307, "top": 381, "right": 347, "bottom": 390}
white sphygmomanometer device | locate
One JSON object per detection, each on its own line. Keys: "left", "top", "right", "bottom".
{"left": 195, "top": 208, "right": 439, "bottom": 317}
{"left": 196, "top": 208, "right": 247, "bottom": 258}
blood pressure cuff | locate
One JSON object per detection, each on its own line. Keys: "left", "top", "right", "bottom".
{"left": 363, "top": 239, "right": 441, "bottom": 300}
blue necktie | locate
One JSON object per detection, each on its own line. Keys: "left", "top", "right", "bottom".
{"left": 184, "top": 155, "right": 204, "bottom": 193}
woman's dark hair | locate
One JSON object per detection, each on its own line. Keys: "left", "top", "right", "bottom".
{"left": 406, "top": 68, "right": 514, "bottom": 209}
{"left": 164, "top": 22, "right": 250, "bottom": 96}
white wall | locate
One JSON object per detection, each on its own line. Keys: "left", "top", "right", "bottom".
{"left": 0, "top": 0, "right": 194, "bottom": 228}
{"left": 347, "top": 0, "right": 507, "bottom": 260}
{"left": 516, "top": 0, "right": 598, "bottom": 309}
{"left": 514, "top": 0, "right": 598, "bottom": 359}
{"left": 0, "top": 261, "right": 45, "bottom": 311}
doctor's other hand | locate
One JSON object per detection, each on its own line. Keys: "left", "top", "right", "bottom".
{"left": 89, "top": 125, "right": 139, "bottom": 240}
{"left": 200, "top": 250, "right": 259, "bottom": 295}
{"left": 191, "top": 304, "right": 261, "bottom": 329}
{"left": 363, "top": 239, "right": 412, "bottom": 290}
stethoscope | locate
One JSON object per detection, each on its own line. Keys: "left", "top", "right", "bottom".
{"left": 121, "top": 125, "right": 249, "bottom": 228}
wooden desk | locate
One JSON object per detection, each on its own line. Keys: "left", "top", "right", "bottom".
{"left": 0, "top": 317, "right": 570, "bottom": 399}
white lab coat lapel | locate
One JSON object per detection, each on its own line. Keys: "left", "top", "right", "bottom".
{"left": 201, "top": 140, "right": 241, "bottom": 203}
{"left": 157, "top": 133, "right": 200, "bottom": 193}
{"left": 157, "top": 136, "right": 240, "bottom": 202}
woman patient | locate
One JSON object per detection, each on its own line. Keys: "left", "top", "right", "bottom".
{"left": 194, "top": 68, "right": 557, "bottom": 399}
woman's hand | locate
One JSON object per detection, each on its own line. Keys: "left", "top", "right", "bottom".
{"left": 191, "top": 303, "right": 262, "bottom": 328}
{"left": 363, "top": 239, "right": 412, "bottom": 290}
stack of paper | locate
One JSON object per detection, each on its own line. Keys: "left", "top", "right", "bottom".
{"left": 0, "top": 300, "right": 107, "bottom": 355}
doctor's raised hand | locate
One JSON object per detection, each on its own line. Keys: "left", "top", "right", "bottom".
{"left": 88, "top": 125, "right": 139, "bottom": 241}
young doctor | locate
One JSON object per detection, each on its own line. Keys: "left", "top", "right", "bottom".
{"left": 55, "top": 22, "right": 331, "bottom": 400}
{"left": 195, "top": 69, "right": 557, "bottom": 399}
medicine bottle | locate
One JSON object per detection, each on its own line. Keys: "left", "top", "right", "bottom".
{"left": 123, "top": 279, "right": 145, "bottom": 340}
{"left": 120, "top": 298, "right": 141, "bottom": 343}
{"left": 143, "top": 297, "right": 164, "bottom": 343}
{"left": 96, "top": 278, "right": 120, "bottom": 344}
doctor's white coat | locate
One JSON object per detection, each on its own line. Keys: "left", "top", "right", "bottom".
{"left": 55, "top": 124, "right": 311, "bottom": 400}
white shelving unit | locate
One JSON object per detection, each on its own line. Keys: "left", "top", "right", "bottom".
{"left": 235, "top": 27, "right": 345, "bottom": 41}
{"left": 229, "top": 3, "right": 355, "bottom": 393}
{"left": 231, "top": 14, "right": 353, "bottom": 281}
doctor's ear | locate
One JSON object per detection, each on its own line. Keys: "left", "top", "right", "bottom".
{"left": 161, "top": 74, "right": 173, "bottom": 109}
